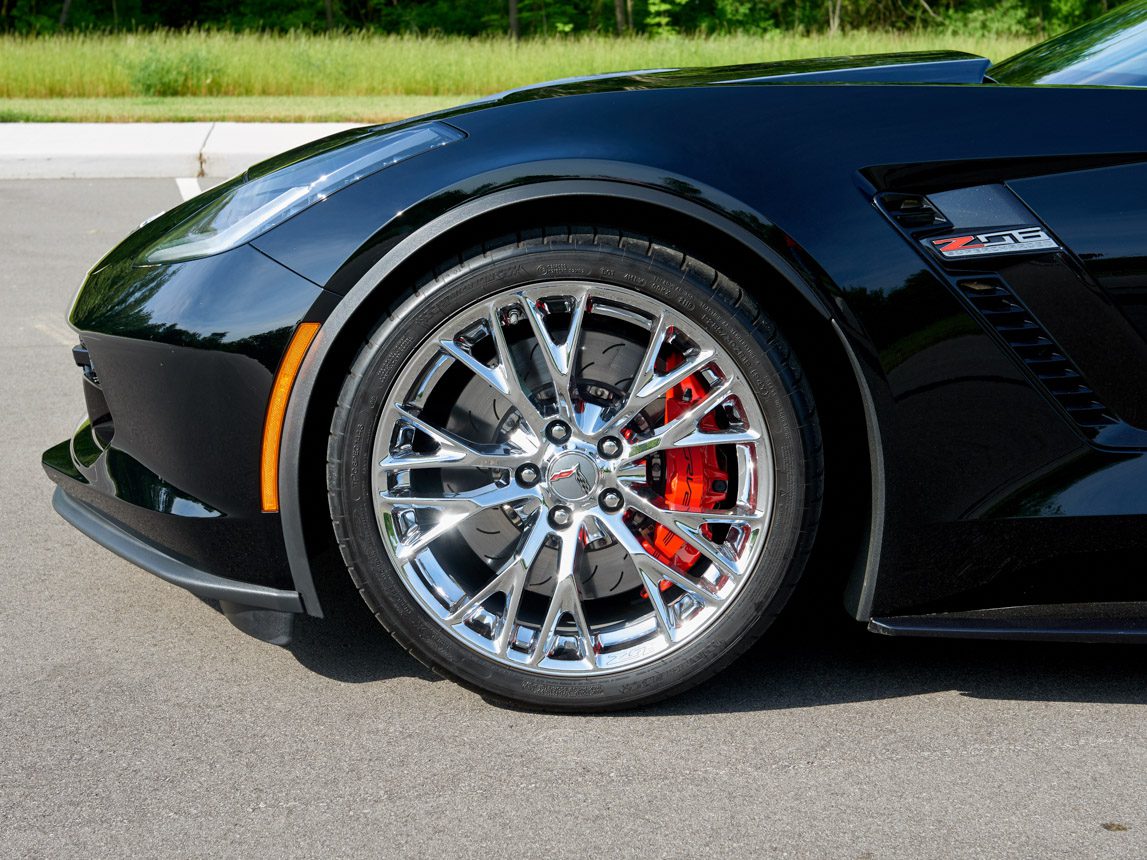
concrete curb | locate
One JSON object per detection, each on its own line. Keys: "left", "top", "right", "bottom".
{"left": 0, "top": 122, "right": 362, "bottom": 179}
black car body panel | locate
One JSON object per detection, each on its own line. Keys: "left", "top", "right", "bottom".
{"left": 254, "top": 82, "right": 1147, "bottom": 614}
{"left": 44, "top": 9, "right": 1147, "bottom": 642}
{"left": 43, "top": 245, "right": 338, "bottom": 593}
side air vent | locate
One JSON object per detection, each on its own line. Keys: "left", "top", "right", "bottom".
{"left": 958, "top": 279, "right": 1117, "bottom": 431}
{"left": 875, "top": 192, "right": 949, "bottom": 232}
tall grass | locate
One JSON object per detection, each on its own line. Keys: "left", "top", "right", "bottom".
{"left": 0, "top": 31, "right": 1036, "bottom": 99}
{"left": 0, "top": 95, "right": 470, "bottom": 122}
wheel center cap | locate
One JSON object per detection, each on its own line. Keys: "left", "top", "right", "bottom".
{"left": 546, "top": 451, "right": 598, "bottom": 502}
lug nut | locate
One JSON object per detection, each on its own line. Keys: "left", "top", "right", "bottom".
{"left": 598, "top": 436, "right": 622, "bottom": 459}
{"left": 549, "top": 506, "right": 573, "bottom": 529}
{"left": 546, "top": 421, "right": 571, "bottom": 444}
{"left": 599, "top": 489, "right": 623, "bottom": 513}
{"left": 516, "top": 464, "right": 541, "bottom": 487}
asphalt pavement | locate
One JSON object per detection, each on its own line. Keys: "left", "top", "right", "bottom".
{"left": 2, "top": 178, "right": 1145, "bottom": 858}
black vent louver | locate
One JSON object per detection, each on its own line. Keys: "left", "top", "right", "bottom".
{"left": 958, "top": 279, "right": 1116, "bottom": 432}
{"left": 877, "top": 192, "right": 948, "bottom": 231}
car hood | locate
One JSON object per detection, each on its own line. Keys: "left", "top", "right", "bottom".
{"left": 478, "top": 50, "right": 991, "bottom": 106}
{"left": 229, "top": 50, "right": 990, "bottom": 192}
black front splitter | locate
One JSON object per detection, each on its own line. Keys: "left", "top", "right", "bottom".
{"left": 51, "top": 487, "right": 300, "bottom": 645}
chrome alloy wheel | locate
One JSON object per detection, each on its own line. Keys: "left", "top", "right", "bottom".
{"left": 371, "top": 281, "right": 775, "bottom": 675}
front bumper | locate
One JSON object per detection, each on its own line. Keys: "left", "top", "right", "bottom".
{"left": 44, "top": 429, "right": 303, "bottom": 643}
{"left": 44, "top": 240, "right": 339, "bottom": 640}
{"left": 44, "top": 414, "right": 298, "bottom": 586}
{"left": 49, "top": 485, "right": 301, "bottom": 615}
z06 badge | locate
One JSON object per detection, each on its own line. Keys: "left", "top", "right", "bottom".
{"left": 925, "top": 226, "right": 1061, "bottom": 259}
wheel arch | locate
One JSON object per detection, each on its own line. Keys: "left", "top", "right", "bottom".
{"left": 278, "top": 179, "right": 884, "bottom": 621}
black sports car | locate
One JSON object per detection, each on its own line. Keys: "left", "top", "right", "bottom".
{"left": 44, "top": 3, "right": 1147, "bottom": 710}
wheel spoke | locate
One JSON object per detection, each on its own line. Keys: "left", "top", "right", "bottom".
{"left": 378, "top": 482, "right": 539, "bottom": 561}
{"left": 612, "top": 461, "right": 648, "bottom": 483}
{"left": 379, "top": 508, "right": 465, "bottom": 562}
{"left": 619, "top": 488, "right": 758, "bottom": 580}
{"left": 438, "top": 336, "right": 513, "bottom": 398}
{"left": 634, "top": 504, "right": 766, "bottom": 530}
{"left": 620, "top": 376, "right": 758, "bottom": 463}
{"left": 605, "top": 342, "right": 716, "bottom": 437}
{"left": 381, "top": 405, "right": 535, "bottom": 471}
{"left": 628, "top": 309, "right": 670, "bottom": 409}
{"left": 594, "top": 512, "right": 725, "bottom": 607}
{"left": 637, "top": 568, "right": 677, "bottom": 642}
{"left": 445, "top": 509, "right": 549, "bottom": 655}
{"left": 518, "top": 287, "right": 588, "bottom": 420}
{"left": 378, "top": 481, "right": 537, "bottom": 513}
{"left": 439, "top": 313, "right": 548, "bottom": 439}
{"left": 529, "top": 525, "right": 595, "bottom": 668}
{"left": 485, "top": 301, "right": 550, "bottom": 432}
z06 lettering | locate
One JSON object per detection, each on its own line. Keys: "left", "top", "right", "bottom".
{"left": 925, "top": 226, "right": 1061, "bottom": 259}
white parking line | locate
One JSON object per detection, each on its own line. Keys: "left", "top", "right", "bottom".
{"left": 175, "top": 177, "right": 201, "bottom": 201}
{"left": 34, "top": 321, "right": 76, "bottom": 347}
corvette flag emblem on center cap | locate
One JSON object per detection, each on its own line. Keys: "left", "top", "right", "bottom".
{"left": 925, "top": 226, "right": 1061, "bottom": 259}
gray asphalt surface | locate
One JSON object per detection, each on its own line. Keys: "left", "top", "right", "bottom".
{"left": 2, "top": 178, "right": 1145, "bottom": 858}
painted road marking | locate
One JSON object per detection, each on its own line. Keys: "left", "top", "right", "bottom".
{"left": 175, "top": 177, "right": 201, "bottom": 201}
{"left": 34, "top": 321, "right": 75, "bottom": 347}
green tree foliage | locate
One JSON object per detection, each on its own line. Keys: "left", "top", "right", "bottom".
{"left": 0, "top": 0, "right": 1123, "bottom": 36}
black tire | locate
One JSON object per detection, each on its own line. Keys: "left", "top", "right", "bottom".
{"left": 327, "top": 227, "right": 823, "bottom": 711}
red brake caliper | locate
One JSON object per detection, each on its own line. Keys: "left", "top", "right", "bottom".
{"left": 639, "top": 357, "right": 728, "bottom": 585}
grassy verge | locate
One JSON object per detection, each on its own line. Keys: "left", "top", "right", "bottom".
{"left": 0, "top": 31, "right": 1036, "bottom": 99}
{"left": 0, "top": 95, "right": 476, "bottom": 123}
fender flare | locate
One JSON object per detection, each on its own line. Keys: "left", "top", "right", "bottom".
{"left": 275, "top": 177, "right": 885, "bottom": 618}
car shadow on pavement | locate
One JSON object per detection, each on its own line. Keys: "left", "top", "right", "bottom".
{"left": 644, "top": 611, "right": 1147, "bottom": 717}
{"left": 284, "top": 584, "right": 439, "bottom": 685}
{"left": 280, "top": 557, "right": 1147, "bottom": 711}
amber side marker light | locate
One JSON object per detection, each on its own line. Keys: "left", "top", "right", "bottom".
{"left": 261, "top": 322, "right": 321, "bottom": 512}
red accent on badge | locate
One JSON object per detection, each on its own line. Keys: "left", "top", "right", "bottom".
{"left": 932, "top": 235, "right": 984, "bottom": 253}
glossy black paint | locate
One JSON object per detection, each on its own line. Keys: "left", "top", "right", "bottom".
{"left": 1010, "top": 163, "right": 1147, "bottom": 356}
{"left": 44, "top": 244, "right": 339, "bottom": 589}
{"left": 45, "top": 29, "right": 1147, "bottom": 635}
{"left": 255, "top": 81, "right": 1147, "bottom": 617}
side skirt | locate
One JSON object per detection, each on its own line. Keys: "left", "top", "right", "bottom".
{"left": 870, "top": 603, "right": 1147, "bottom": 644}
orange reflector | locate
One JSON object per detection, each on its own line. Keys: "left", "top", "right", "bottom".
{"left": 261, "top": 322, "right": 320, "bottom": 512}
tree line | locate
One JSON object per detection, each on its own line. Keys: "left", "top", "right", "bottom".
{"left": 1, "top": 0, "right": 1120, "bottom": 36}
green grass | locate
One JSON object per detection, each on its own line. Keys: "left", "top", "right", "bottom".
{"left": 1, "top": 30, "right": 1036, "bottom": 100}
{"left": 0, "top": 95, "right": 475, "bottom": 122}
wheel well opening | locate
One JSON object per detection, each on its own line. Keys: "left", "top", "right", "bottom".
{"left": 296, "top": 195, "right": 874, "bottom": 621}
